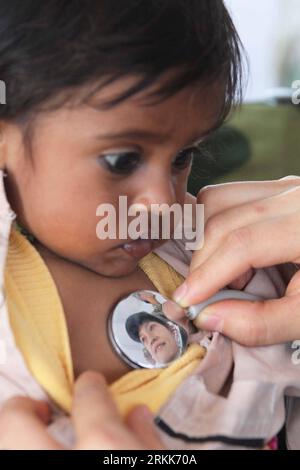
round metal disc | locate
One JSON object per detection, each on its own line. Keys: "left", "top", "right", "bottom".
{"left": 107, "top": 290, "right": 189, "bottom": 369}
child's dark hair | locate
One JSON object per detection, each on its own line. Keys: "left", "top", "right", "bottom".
{"left": 0, "top": 0, "right": 243, "bottom": 125}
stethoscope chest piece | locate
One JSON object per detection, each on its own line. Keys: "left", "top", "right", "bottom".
{"left": 108, "top": 288, "right": 262, "bottom": 370}
{"left": 108, "top": 290, "right": 189, "bottom": 370}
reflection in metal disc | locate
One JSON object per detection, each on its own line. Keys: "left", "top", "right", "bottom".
{"left": 108, "top": 290, "right": 189, "bottom": 369}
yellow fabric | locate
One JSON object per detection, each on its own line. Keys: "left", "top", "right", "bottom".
{"left": 110, "top": 343, "right": 206, "bottom": 416}
{"left": 4, "top": 227, "right": 206, "bottom": 417}
{"left": 138, "top": 252, "right": 186, "bottom": 299}
{"left": 4, "top": 228, "right": 74, "bottom": 411}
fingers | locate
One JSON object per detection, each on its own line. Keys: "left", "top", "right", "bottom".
{"left": 72, "top": 371, "right": 147, "bottom": 450}
{"left": 0, "top": 376, "right": 165, "bottom": 451}
{"left": 125, "top": 406, "right": 164, "bottom": 450}
{"left": 72, "top": 372, "right": 130, "bottom": 449}
{"left": 191, "top": 185, "right": 300, "bottom": 271}
{"left": 0, "top": 397, "right": 61, "bottom": 450}
{"left": 174, "top": 214, "right": 300, "bottom": 307}
{"left": 163, "top": 300, "right": 186, "bottom": 322}
{"left": 162, "top": 301, "right": 191, "bottom": 331}
{"left": 192, "top": 292, "right": 300, "bottom": 346}
{"left": 179, "top": 179, "right": 300, "bottom": 347}
{"left": 198, "top": 178, "right": 300, "bottom": 223}
{"left": 228, "top": 269, "right": 254, "bottom": 290}
{"left": 286, "top": 270, "right": 300, "bottom": 296}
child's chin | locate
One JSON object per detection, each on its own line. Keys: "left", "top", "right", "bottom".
{"left": 106, "top": 263, "right": 138, "bottom": 278}
{"left": 85, "top": 256, "right": 139, "bottom": 278}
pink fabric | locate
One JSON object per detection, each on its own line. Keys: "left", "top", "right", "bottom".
{"left": 267, "top": 437, "right": 278, "bottom": 450}
{"left": 154, "top": 237, "right": 300, "bottom": 450}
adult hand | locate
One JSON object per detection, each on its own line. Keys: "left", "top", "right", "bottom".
{"left": 0, "top": 371, "right": 164, "bottom": 450}
{"left": 173, "top": 178, "right": 300, "bottom": 346}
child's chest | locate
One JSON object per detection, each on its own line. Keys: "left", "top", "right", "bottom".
{"left": 38, "top": 252, "right": 157, "bottom": 384}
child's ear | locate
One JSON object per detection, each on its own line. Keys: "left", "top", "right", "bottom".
{"left": 0, "top": 121, "right": 17, "bottom": 171}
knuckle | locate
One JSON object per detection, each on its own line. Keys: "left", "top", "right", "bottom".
{"left": 252, "top": 202, "right": 267, "bottom": 215}
{"left": 227, "top": 226, "right": 252, "bottom": 251}
{"left": 197, "top": 185, "right": 216, "bottom": 206}
{"left": 241, "top": 327, "right": 262, "bottom": 347}
{"left": 238, "top": 306, "right": 268, "bottom": 347}
{"left": 205, "top": 214, "right": 227, "bottom": 241}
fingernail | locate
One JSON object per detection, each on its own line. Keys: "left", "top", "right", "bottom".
{"left": 163, "top": 301, "right": 186, "bottom": 320}
{"left": 194, "top": 307, "right": 224, "bottom": 332}
{"left": 75, "top": 371, "right": 106, "bottom": 397}
{"left": 173, "top": 282, "right": 189, "bottom": 306}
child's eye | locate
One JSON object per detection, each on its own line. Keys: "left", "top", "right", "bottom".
{"left": 172, "top": 147, "right": 197, "bottom": 171}
{"left": 101, "top": 152, "right": 142, "bottom": 175}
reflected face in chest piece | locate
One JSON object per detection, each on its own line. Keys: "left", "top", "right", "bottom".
{"left": 107, "top": 290, "right": 190, "bottom": 370}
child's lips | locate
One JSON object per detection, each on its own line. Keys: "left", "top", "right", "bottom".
{"left": 119, "top": 238, "right": 157, "bottom": 259}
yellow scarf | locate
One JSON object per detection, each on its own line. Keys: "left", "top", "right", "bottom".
{"left": 4, "top": 228, "right": 205, "bottom": 417}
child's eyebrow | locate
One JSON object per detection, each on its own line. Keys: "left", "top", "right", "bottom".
{"left": 94, "top": 127, "right": 215, "bottom": 147}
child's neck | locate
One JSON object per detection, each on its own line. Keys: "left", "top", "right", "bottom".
{"left": 33, "top": 240, "right": 157, "bottom": 384}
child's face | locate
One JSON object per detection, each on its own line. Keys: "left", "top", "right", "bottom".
{"left": 3, "top": 75, "right": 221, "bottom": 277}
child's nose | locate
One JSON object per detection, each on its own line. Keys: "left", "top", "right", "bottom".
{"left": 133, "top": 180, "right": 177, "bottom": 210}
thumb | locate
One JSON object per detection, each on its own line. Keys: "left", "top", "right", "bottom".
{"left": 0, "top": 397, "right": 60, "bottom": 450}
{"left": 163, "top": 300, "right": 187, "bottom": 322}
{"left": 125, "top": 406, "right": 165, "bottom": 450}
{"left": 285, "top": 269, "right": 300, "bottom": 296}
{"left": 193, "top": 294, "right": 300, "bottom": 346}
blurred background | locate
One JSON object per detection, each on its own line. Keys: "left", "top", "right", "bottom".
{"left": 188, "top": 0, "right": 300, "bottom": 195}
{"left": 226, "top": 0, "right": 300, "bottom": 101}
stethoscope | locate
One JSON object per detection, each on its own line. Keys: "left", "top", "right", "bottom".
{"left": 108, "top": 288, "right": 261, "bottom": 370}
{"left": 12, "top": 220, "right": 263, "bottom": 370}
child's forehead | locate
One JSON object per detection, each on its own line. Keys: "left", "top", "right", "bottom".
{"left": 88, "top": 73, "right": 222, "bottom": 118}
{"left": 35, "top": 74, "right": 223, "bottom": 145}
{"left": 81, "top": 76, "right": 223, "bottom": 140}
